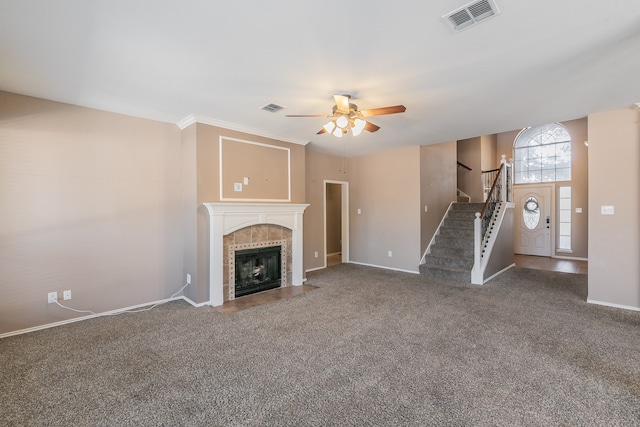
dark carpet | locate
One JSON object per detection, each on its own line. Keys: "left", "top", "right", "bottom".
{"left": 1, "top": 264, "right": 639, "bottom": 426}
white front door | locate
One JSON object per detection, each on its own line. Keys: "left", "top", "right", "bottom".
{"left": 514, "top": 185, "right": 552, "bottom": 256}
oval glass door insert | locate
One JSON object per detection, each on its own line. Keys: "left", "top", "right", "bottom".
{"left": 523, "top": 196, "right": 540, "bottom": 230}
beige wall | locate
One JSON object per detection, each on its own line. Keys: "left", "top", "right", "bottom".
{"left": 0, "top": 91, "right": 183, "bottom": 334}
{"left": 304, "top": 150, "right": 349, "bottom": 271}
{"left": 587, "top": 107, "right": 640, "bottom": 310}
{"left": 193, "top": 124, "right": 306, "bottom": 204}
{"left": 420, "top": 142, "right": 458, "bottom": 253}
{"left": 181, "top": 124, "right": 199, "bottom": 303}
{"left": 457, "top": 137, "right": 483, "bottom": 202}
{"left": 349, "top": 146, "right": 422, "bottom": 272}
{"left": 497, "top": 118, "right": 589, "bottom": 259}
{"left": 305, "top": 143, "right": 457, "bottom": 274}
{"left": 185, "top": 123, "right": 307, "bottom": 303}
{"left": 480, "top": 134, "right": 498, "bottom": 171}
{"left": 458, "top": 134, "right": 497, "bottom": 203}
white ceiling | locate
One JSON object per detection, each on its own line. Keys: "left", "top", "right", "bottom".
{"left": 1, "top": 0, "right": 639, "bottom": 157}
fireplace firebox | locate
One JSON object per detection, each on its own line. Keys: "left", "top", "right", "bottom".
{"left": 234, "top": 245, "right": 282, "bottom": 297}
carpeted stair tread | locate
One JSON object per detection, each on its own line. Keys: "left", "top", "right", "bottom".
{"left": 420, "top": 202, "right": 482, "bottom": 283}
{"left": 430, "top": 245, "right": 474, "bottom": 257}
{"left": 443, "top": 218, "right": 475, "bottom": 229}
{"left": 423, "top": 253, "right": 473, "bottom": 269}
{"left": 450, "top": 202, "right": 485, "bottom": 211}
{"left": 419, "top": 263, "right": 471, "bottom": 282}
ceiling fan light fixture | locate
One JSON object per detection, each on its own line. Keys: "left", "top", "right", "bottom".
{"left": 335, "top": 116, "right": 349, "bottom": 129}
{"left": 353, "top": 118, "right": 366, "bottom": 132}
{"left": 323, "top": 121, "right": 336, "bottom": 133}
{"left": 286, "top": 94, "right": 405, "bottom": 138}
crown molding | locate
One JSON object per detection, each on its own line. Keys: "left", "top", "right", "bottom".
{"left": 176, "top": 114, "right": 309, "bottom": 146}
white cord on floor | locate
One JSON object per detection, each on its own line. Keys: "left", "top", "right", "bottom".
{"left": 54, "top": 282, "right": 190, "bottom": 316}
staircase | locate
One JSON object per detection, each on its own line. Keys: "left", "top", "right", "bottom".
{"left": 419, "top": 202, "right": 484, "bottom": 282}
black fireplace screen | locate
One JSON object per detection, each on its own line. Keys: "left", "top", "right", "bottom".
{"left": 234, "top": 246, "right": 282, "bottom": 297}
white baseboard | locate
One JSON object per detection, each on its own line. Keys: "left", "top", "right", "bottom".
{"left": 305, "top": 265, "right": 326, "bottom": 273}
{"left": 181, "top": 295, "right": 210, "bottom": 308}
{"left": 587, "top": 299, "right": 640, "bottom": 312}
{"left": 483, "top": 263, "right": 516, "bottom": 283}
{"left": 553, "top": 255, "right": 588, "bottom": 261}
{"left": 0, "top": 296, "right": 187, "bottom": 339}
{"left": 348, "top": 261, "right": 419, "bottom": 275}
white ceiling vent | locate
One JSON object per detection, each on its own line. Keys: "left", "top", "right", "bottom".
{"left": 260, "top": 103, "right": 285, "bottom": 113}
{"left": 444, "top": 0, "right": 500, "bottom": 31}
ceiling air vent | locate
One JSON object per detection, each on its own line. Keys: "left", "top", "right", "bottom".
{"left": 260, "top": 103, "right": 285, "bottom": 113}
{"left": 444, "top": 0, "right": 500, "bottom": 31}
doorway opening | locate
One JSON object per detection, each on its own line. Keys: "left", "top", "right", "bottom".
{"left": 324, "top": 180, "right": 349, "bottom": 267}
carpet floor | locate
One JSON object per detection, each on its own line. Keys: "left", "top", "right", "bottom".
{"left": 1, "top": 264, "right": 639, "bottom": 426}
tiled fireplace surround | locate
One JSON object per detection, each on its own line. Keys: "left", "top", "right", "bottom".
{"left": 203, "top": 203, "right": 309, "bottom": 306}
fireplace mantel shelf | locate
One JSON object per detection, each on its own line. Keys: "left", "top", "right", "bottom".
{"left": 203, "top": 203, "right": 309, "bottom": 306}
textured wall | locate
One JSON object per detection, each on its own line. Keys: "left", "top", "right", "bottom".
{"left": 0, "top": 91, "right": 183, "bottom": 334}
{"left": 587, "top": 107, "right": 640, "bottom": 310}
{"left": 420, "top": 142, "right": 458, "bottom": 255}
{"left": 349, "top": 146, "right": 422, "bottom": 272}
{"left": 303, "top": 150, "right": 349, "bottom": 272}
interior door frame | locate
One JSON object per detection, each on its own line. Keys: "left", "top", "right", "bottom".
{"left": 514, "top": 183, "right": 556, "bottom": 257}
{"left": 324, "top": 180, "right": 349, "bottom": 267}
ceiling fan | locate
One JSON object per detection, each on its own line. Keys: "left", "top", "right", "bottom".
{"left": 286, "top": 94, "right": 406, "bottom": 137}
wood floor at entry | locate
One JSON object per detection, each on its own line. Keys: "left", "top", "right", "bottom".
{"left": 515, "top": 254, "right": 587, "bottom": 274}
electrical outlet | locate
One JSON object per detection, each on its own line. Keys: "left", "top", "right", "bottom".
{"left": 63, "top": 290, "right": 71, "bottom": 300}
{"left": 186, "top": 273, "right": 191, "bottom": 284}
{"left": 314, "top": 251, "right": 318, "bottom": 258}
{"left": 388, "top": 251, "right": 393, "bottom": 257}
{"left": 601, "top": 205, "right": 614, "bottom": 215}
{"left": 48, "top": 292, "right": 58, "bottom": 304}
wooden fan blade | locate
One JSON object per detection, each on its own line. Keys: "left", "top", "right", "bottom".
{"left": 285, "top": 114, "right": 328, "bottom": 117}
{"left": 316, "top": 128, "right": 327, "bottom": 135}
{"left": 360, "top": 105, "right": 406, "bottom": 117}
{"left": 364, "top": 121, "right": 380, "bottom": 132}
{"left": 333, "top": 94, "right": 351, "bottom": 114}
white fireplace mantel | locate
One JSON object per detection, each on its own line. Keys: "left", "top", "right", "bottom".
{"left": 203, "top": 203, "right": 309, "bottom": 306}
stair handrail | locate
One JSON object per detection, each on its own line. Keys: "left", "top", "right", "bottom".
{"left": 473, "top": 155, "right": 513, "bottom": 277}
{"left": 481, "top": 167, "right": 500, "bottom": 202}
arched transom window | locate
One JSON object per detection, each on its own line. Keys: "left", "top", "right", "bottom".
{"left": 514, "top": 123, "right": 571, "bottom": 184}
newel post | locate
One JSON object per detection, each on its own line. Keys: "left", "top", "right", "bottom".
{"left": 500, "top": 154, "right": 507, "bottom": 202}
{"left": 473, "top": 212, "right": 482, "bottom": 272}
